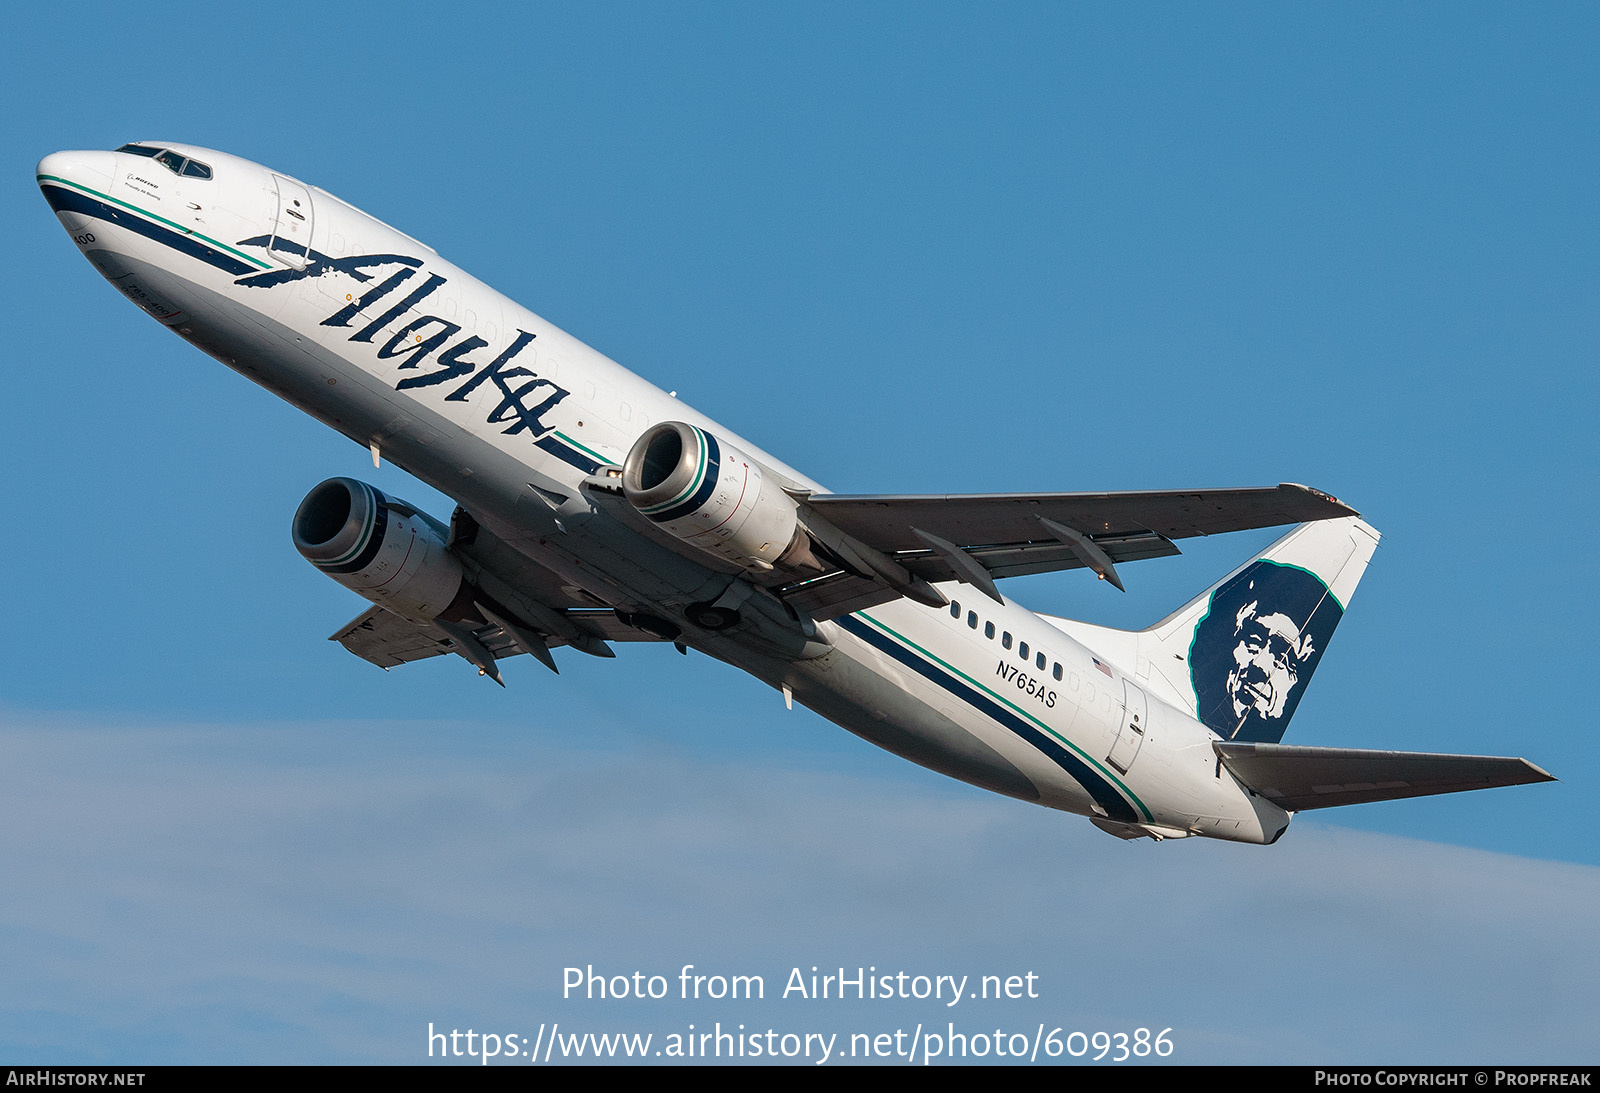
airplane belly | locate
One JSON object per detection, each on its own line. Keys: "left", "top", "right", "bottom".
{"left": 778, "top": 646, "right": 1044, "bottom": 803}
{"left": 802, "top": 621, "right": 1149, "bottom": 819}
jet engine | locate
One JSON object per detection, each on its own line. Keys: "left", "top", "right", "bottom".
{"left": 621, "top": 421, "right": 806, "bottom": 572}
{"left": 291, "top": 477, "right": 467, "bottom": 623}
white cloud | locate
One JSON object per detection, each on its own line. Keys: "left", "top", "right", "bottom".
{"left": 0, "top": 715, "right": 1591, "bottom": 1064}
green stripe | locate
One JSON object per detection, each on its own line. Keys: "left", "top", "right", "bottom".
{"left": 639, "top": 426, "right": 708, "bottom": 515}
{"left": 37, "top": 174, "right": 270, "bottom": 271}
{"left": 1271, "top": 560, "right": 1347, "bottom": 612}
{"left": 856, "top": 609, "right": 1152, "bottom": 821}
{"left": 318, "top": 483, "right": 378, "bottom": 568}
{"left": 551, "top": 431, "right": 608, "bottom": 464}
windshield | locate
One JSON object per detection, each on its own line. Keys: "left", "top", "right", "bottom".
{"left": 115, "top": 143, "right": 213, "bottom": 180}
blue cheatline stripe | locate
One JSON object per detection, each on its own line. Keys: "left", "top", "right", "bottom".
{"left": 536, "top": 434, "right": 600, "bottom": 474}
{"left": 39, "top": 182, "right": 261, "bottom": 277}
{"left": 640, "top": 426, "right": 710, "bottom": 516}
{"left": 646, "top": 430, "right": 722, "bottom": 523}
{"left": 836, "top": 613, "right": 1146, "bottom": 824}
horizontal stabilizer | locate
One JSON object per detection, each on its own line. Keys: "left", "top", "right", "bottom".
{"left": 1215, "top": 741, "right": 1555, "bottom": 811}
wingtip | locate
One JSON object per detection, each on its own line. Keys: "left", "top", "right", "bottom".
{"left": 1280, "top": 483, "right": 1360, "bottom": 518}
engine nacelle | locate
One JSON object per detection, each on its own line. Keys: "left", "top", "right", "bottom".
{"left": 621, "top": 422, "right": 800, "bottom": 571}
{"left": 291, "top": 477, "right": 466, "bottom": 623}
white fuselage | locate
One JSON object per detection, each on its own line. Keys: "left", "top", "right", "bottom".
{"left": 39, "top": 144, "right": 1288, "bottom": 844}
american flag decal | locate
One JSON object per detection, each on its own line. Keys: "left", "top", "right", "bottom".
{"left": 1092, "top": 657, "right": 1113, "bottom": 679}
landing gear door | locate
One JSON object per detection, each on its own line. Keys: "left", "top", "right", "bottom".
{"left": 1106, "top": 680, "right": 1149, "bottom": 774}
{"left": 269, "top": 175, "right": 314, "bottom": 269}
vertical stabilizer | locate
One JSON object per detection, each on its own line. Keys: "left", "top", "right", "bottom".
{"left": 1043, "top": 516, "right": 1379, "bottom": 743}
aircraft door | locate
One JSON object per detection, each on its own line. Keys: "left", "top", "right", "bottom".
{"left": 269, "top": 175, "right": 314, "bottom": 268}
{"left": 1105, "top": 680, "right": 1148, "bottom": 774}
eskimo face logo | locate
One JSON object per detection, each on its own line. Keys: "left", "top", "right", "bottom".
{"left": 1189, "top": 561, "right": 1342, "bottom": 744}
{"left": 1226, "top": 600, "right": 1313, "bottom": 723}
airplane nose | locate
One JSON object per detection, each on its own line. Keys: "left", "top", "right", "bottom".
{"left": 37, "top": 150, "right": 115, "bottom": 191}
{"left": 37, "top": 150, "right": 117, "bottom": 233}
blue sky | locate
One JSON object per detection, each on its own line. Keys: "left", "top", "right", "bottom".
{"left": 3, "top": 2, "right": 1596, "bottom": 1064}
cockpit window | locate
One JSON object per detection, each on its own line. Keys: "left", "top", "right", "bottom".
{"left": 123, "top": 144, "right": 213, "bottom": 180}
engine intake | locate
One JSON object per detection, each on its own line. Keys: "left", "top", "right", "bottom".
{"left": 621, "top": 422, "right": 801, "bottom": 571}
{"left": 292, "top": 477, "right": 465, "bottom": 622}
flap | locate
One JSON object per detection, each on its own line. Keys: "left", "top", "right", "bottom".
{"left": 330, "top": 604, "right": 664, "bottom": 671}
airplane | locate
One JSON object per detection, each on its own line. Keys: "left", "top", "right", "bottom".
{"left": 36, "top": 142, "right": 1554, "bottom": 845}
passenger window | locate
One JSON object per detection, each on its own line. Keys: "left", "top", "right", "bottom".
{"left": 967, "top": 611, "right": 977, "bottom": 629}
{"left": 949, "top": 601, "right": 961, "bottom": 619}
{"left": 1019, "top": 641, "right": 1029, "bottom": 660}
{"left": 1002, "top": 632, "right": 1012, "bottom": 650}
{"left": 156, "top": 150, "right": 186, "bottom": 175}
{"left": 1052, "top": 663, "right": 1062, "bottom": 681}
{"left": 1037, "top": 652, "right": 1047, "bottom": 670}
{"left": 984, "top": 622, "right": 995, "bottom": 639}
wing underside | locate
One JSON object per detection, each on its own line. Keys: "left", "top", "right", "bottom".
{"left": 330, "top": 605, "right": 662, "bottom": 670}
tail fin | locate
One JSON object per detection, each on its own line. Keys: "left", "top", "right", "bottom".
{"left": 1042, "top": 516, "right": 1379, "bottom": 743}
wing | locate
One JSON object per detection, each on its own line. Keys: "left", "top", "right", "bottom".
{"left": 1215, "top": 742, "right": 1556, "bottom": 811}
{"left": 329, "top": 509, "right": 667, "bottom": 675}
{"left": 781, "top": 484, "right": 1356, "bottom": 620}
{"left": 332, "top": 605, "right": 460, "bottom": 669}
